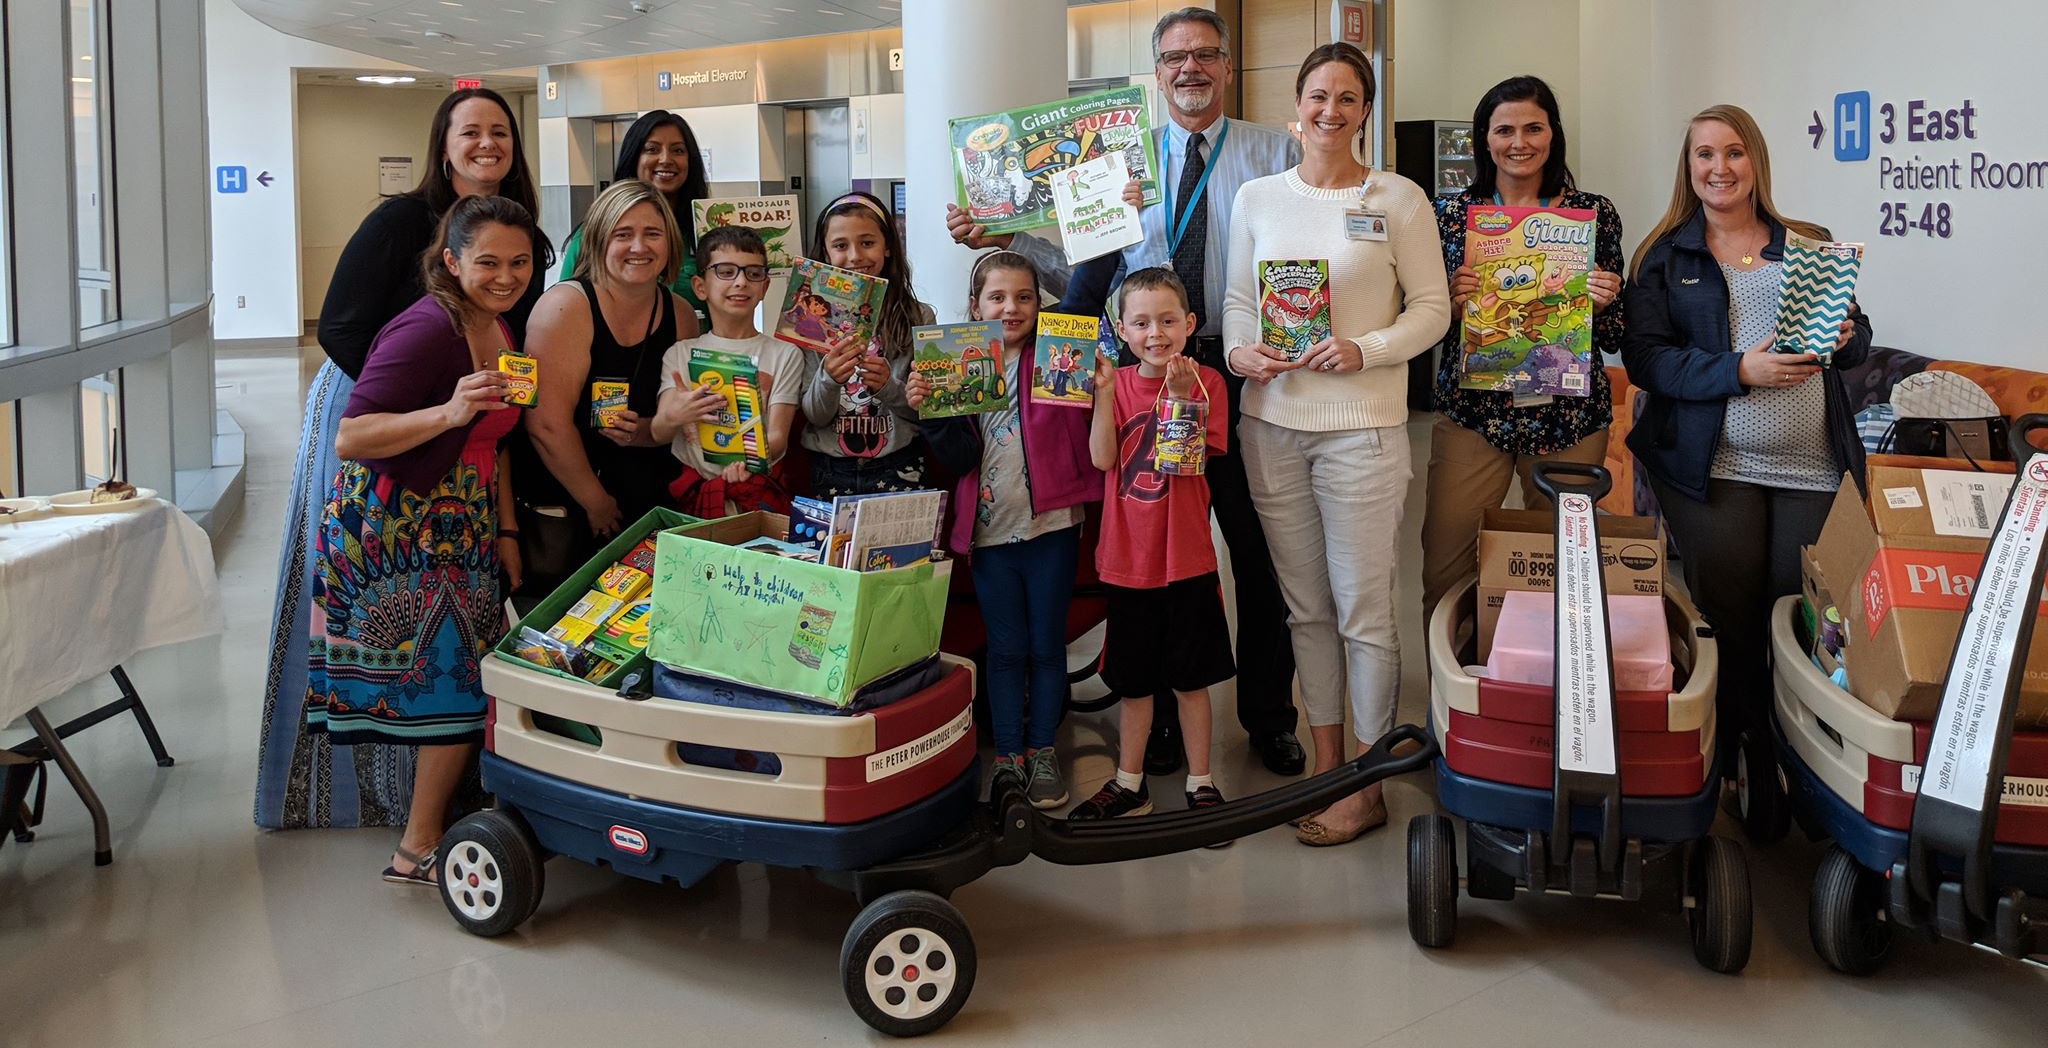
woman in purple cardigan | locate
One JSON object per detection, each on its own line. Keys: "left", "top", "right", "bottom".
{"left": 307, "top": 196, "right": 543, "bottom": 885}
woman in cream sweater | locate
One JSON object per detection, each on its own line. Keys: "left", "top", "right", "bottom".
{"left": 1220, "top": 42, "right": 1450, "bottom": 846}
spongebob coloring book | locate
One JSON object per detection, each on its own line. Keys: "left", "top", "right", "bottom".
{"left": 1458, "top": 206, "right": 1597, "bottom": 397}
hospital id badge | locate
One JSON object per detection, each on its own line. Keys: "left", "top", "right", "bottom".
{"left": 1345, "top": 208, "right": 1389, "bottom": 241}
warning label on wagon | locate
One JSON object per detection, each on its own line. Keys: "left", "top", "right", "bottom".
{"left": 1555, "top": 494, "right": 1617, "bottom": 776}
{"left": 866, "top": 706, "right": 972, "bottom": 782}
{"left": 1921, "top": 459, "right": 2048, "bottom": 809}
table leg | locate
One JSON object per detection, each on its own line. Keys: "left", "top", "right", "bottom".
{"left": 24, "top": 707, "right": 113, "bottom": 866}
{"left": 109, "top": 665, "right": 175, "bottom": 768}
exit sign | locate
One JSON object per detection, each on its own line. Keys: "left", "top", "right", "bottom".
{"left": 454, "top": 77, "right": 481, "bottom": 90}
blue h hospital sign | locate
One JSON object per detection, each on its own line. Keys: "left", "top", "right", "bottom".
{"left": 1834, "top": 91, "right": 1871, "bottom": 161}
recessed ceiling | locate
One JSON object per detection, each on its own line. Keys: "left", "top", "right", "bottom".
{"left": 292, "top": 67, "right": 536, "bottom": 92}
{"left": 233, "top": 0, "right": 1116, "bottom": 75}
{"left": 231, "top": 0, "right": 903, "bottom": 75}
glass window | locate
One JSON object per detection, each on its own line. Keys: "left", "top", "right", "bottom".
{"left": 71, "top": 0, "right": 118, "bottom": 328}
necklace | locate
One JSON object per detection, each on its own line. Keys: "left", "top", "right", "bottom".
{"left": 1739, "top": 228, "right": 1764, "bottom": 266}
{"left": 1714, "top": 226, "right": 1765, "bottom": 267}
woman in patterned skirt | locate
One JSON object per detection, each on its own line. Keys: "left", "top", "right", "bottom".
{"left": 257, "top": 88, "right": 544, "bottom": 829}
{"left": 309, "top": 195, "right": 543, "bottom": 884}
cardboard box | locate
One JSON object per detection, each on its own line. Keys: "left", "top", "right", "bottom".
{"left": 649, "top": 512, "right": 952, "bottom": 707}
{"left": 1814, "top": 459, "right": 2048, "bottom": 726}
{"left": 1476, "top": 507, "right": 1665, "bottom": 659}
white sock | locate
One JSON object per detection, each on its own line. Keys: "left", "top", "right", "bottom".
{"left": 1186, "top": 774, "right": 1214, "bottom": 791}
{"left": 1115, "top": 769, "right": 1145, "bottom": 793}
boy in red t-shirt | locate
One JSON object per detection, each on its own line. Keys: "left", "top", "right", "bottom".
{"left": 1071, "top": 268, "right": 1235, "bottom": 826}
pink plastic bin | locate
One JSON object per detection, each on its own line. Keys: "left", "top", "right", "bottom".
{"left": 1485, "top": 590, "right": 1673, "bottom": 693}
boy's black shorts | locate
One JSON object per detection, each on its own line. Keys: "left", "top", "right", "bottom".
{"left": 1099, "top": 572, "right": 1237, "bottom": 697}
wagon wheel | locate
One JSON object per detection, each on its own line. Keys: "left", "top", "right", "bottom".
{"left": 841, "top": 890, "right": 977, "bottom": 1037}
{"left": 439, "top": 810, "right": 545, "bottom": 938}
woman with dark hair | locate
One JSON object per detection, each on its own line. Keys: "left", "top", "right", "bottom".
{"left": 557, "top": 110, "right": 710, "bottom": 316}
{"left": 1623, "top": 103, "right": 1871, "bottom": 770}
{"left": 1219, "top": 43, "right": 1449, "bottom": 845}
{"left": 523, "top": 179, "right": 701, "bottom": 557}
{"left": 1419, "top": 75, "right": 1627, "bottom": 619}
{"left": 256, "top": 87, "right": 547, "bottom": 831}
{"left": 309, "top": 195, "right": 544, "bottom": 883}
{"left": 796, "top": 190, "right": 937, "bottom": 496}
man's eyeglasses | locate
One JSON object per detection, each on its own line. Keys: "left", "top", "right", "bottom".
{"left": 707, "top": 262, "right": 770, "bottom": 283}
{"left": 1157, "top": 47, "right": 1227, "bottom": 68}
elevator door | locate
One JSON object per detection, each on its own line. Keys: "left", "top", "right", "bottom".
{"left": 800, "top": 106, "right": 852, "bottom": 241}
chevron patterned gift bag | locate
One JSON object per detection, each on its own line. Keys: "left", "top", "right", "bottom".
{"left": 1773, "top": 232, "right": 1864, "bottom": 364}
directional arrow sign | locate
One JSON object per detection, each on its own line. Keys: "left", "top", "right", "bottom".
{"left": 1809, "top": 110, "right": 1825, "bottom": 149}
{"left": 257, "top": 170, "right": 275, "bottom": 187}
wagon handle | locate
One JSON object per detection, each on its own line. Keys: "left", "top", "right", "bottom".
{"left": 2010, "top": 412, "right": 2048, "bottom": 465}
{"left": 1529, "top": 461, "right": 1612, "bottom": 505}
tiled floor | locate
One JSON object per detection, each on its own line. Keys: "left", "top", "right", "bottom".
{"left": 2, "top": 348, "right": 2042, "bottom": 1047}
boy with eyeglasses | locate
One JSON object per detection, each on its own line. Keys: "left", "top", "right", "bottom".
{"left": 653, "top": 226, "right": 804, "bottom": 514}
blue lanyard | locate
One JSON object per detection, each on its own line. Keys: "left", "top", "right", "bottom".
{"left": 1167, "top": 120, "right": 1230, "bottom": 258}
{"left": 1491, "top": 191, "right": 1552, "bottom": 207}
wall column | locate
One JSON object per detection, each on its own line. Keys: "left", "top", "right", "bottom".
{"left": 902, "top": 0, "right": 1068, "bottom": 323}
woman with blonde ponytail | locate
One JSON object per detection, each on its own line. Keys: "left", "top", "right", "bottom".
{"left": 1620, "top": 103, "right": 1873, "bottom": 786}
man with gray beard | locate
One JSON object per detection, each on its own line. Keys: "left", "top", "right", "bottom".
{"left": 948, "top": 7, "right": 1307, "bottom": 780}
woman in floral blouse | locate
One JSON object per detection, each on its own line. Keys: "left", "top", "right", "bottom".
{"left": 1420, "top": 75, "right": 1628, "bottom": 618}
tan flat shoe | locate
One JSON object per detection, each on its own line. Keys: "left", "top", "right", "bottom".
{"left": 1287, "top": 806, "right": 1328, "bottom": 828}
{"left": 1295, "top": 798, "right": 1388, "bottom": 847}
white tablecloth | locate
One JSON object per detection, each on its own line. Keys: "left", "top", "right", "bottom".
{"left": 0, "top": 500, "right": 225, "bottom": 724}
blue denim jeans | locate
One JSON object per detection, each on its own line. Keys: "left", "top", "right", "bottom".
{"left": 970, "top": 526, "right": 1079, "bottom": 755}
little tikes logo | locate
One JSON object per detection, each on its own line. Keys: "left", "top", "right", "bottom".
{"left": 1472, "top": 211, "right": 1514, "bottom": 235}
{"left": 608, "top": 825, "right": 649, "bottom": 855}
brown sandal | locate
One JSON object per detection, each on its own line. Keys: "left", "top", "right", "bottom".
{"left": 381, "top": 845, "right": 439, "bottom": 886}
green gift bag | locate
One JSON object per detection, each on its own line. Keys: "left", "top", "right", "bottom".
{"left": 648, "top": 513, "right": 950, "bottom": 707}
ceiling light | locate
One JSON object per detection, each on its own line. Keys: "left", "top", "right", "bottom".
{"left": 356, "top": 74, "right": 419, "bottom": 84}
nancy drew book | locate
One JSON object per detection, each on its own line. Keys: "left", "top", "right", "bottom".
{"left": 910, "top": 321, "right": 1007, "bottom": 419}
{"left": 687, "top": 347, "right": 769, "bottom": 474}
{"left": 1031, "top": 311, "right": 1099, "bottom": 407}
{"left": 775, "top": 258, "right": 888, "bottom": 354}
{"left": 1258, "top": 260, "right": 1332, "bottom": 361}
{"left": 1458, "top": 206, "right": 1597, "bottom": 396}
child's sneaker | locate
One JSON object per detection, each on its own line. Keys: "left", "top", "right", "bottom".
{"left": 1187, "top": 784, "right": 1232, "bottom": 848}
{"left": 990, "top": 753, "right": 1026, "bottom": 792}
{"left": 1069, "top": 779, "right": 1152, "bottom": 820}
{"left": 1024, "top": 748, "right": 1067, "bottom": 809}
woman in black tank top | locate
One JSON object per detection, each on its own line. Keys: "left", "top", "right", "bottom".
{"left": 524, "top": 181, "right": 701, "bottom": 569}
